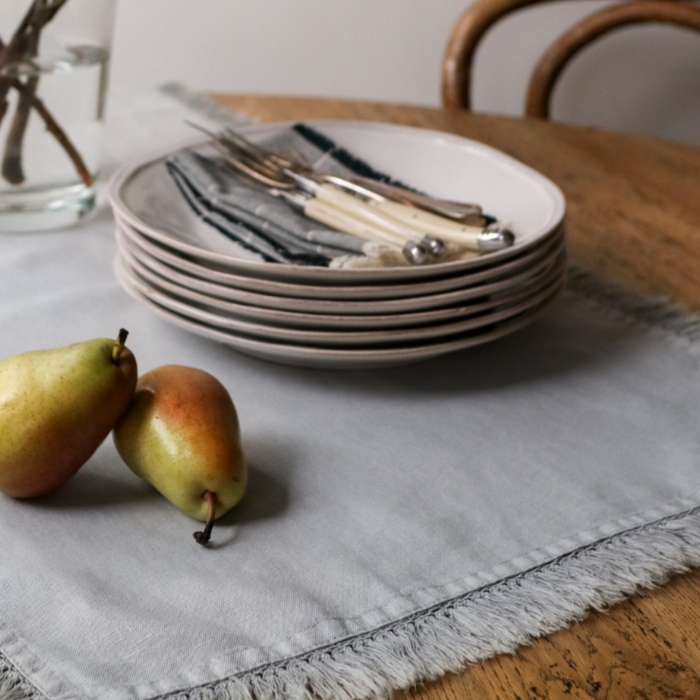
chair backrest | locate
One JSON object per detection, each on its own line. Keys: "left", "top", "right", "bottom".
{"left": 442, "top": 0, "right": 700, "bottom": 118}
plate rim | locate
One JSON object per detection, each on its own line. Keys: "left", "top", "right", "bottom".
{"left": 117, "top": 245, "right": 564, "bottom": 330}
{"left": 118, "top": 233, "right": 567, "bottom": 316}
{"left": 108, "top": 119, "right": 566, "bottom": 284}
{"left": 117, "top": 213, "right": 566, "bottom": 301}
{"left": 116, "top": 251, "right": 566, "bottom": 345}
{"left": 114, "top": 255, "right": 565, "bottom": 368}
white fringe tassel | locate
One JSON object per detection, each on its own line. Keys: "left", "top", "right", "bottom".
{"left": 168, "top": 507, "right": 700, "bottom": 700}
{"left": 0, "top": 659, "right": 40, "bottom": 700}
{"left": 4, "top": 266, "right": 700, "bottom": 700}
{"left": 566, "top": 265, "right": 700, "bottom": 342}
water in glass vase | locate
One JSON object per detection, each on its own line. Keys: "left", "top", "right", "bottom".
{"left": 0, "top": 44, "right": 109, "bottom": 233}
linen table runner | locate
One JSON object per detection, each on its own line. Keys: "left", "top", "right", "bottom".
{"left": 2, "top": 89, "right": 700, "bottom": 700}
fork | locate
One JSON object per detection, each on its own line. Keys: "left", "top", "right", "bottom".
{"left": 193, "top": 124, "right": 515, "bottom": 255}
{"left": 190, "top": 122, "right": 486, "bottom": 223}
{"left": 189, "top": 128, "right": 444, "bottom": 263}
{"left": 215, "top": 159, "right": 442, "bottom": 265}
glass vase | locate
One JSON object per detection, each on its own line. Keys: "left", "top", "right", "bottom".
{"left": 0, "top": 0, "right": 116, "bottom": 232}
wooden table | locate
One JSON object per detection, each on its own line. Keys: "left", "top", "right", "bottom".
{"left": 213, "top": 94, "right": 700, "bottom": 700}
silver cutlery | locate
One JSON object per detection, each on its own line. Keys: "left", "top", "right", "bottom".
{"left": 189, "top": 123, "right": 515, "bottom": 262}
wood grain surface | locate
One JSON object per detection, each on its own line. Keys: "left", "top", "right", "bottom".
{"left": 213, "top": 94, "right": 700, "bottom": 700}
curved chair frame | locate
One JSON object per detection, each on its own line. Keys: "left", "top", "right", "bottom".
{"left": 442, "top": 0, "right": 700, "bottom": 115}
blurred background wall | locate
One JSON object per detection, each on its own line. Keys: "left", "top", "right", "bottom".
{"left": 109, "top": 0, "right": 700, "bottom": 145}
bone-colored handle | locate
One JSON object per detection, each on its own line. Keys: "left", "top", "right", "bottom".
{"left": 302, "top": 198, "right": 405, "bottom": 249}
{"left": 320, "top": 173, "right": 482, "bottom": 221}
{"left": 315, "top": 184, "right": 482, "bottom": 249}
{"left": 314, "top": 184, "right": 432, "bottom": 241}
{"left": 366, "top": 199, "right": 483, "bottom": 246}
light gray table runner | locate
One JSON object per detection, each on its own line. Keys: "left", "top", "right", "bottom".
{"left": 3, "top": 89, "right": 700, "bottom": 700}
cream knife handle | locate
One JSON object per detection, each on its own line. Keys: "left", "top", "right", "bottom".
{"left": 320, "top": 174, "right": 482, "bottom": 220}
{"left": 313, "top": 184, "right": 437, "bottom": 243}
{"left": 302, "top": 198, "right": 404, "bottom": 249}
{"left": 342, "top": 176, "right": 483, "bottom": 220}
{"left": 365, "top": 199, "right": 483, "bottom": 246}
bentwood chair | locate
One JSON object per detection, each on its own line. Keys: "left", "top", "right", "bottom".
{"left": 442, "top": 0, "right": 700, "bottom": 118}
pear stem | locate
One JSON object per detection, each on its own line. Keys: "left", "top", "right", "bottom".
{"left": 194, "top": 491, "right": 216, "bottom": 546}
{"left": 112, "top": 328, "right": 128, "bottom": 365}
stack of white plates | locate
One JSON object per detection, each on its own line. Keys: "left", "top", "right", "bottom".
{"left": 108, "top": 121, "right": 567, "bottom": 369}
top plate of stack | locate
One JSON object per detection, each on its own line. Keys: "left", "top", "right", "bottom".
{"left": 108, "top": 120, "right": 566, "bottom": 287}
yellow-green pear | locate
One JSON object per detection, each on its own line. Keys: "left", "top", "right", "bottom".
{"left": 0, "top": 330, "right": 138, "bottom": 498}
{"left": 113, "top": 365, "right": 247, "bottom": 545}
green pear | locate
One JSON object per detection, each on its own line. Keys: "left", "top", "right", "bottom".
{"left": 0, "top": 330, "right": 138, "bottom": 498}
{"left": 113, "top": 364, "right": 247, "bottom": 545}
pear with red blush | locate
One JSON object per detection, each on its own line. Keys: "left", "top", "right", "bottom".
{"left": 113, "top": 364, "right": 247, "bottom": 545}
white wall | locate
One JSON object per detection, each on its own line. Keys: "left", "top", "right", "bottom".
{"left": 108, "top": 0, "right": 700, "bottom": 145}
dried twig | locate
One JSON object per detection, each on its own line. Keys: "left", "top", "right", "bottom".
{"left": 4, "top": 74, "right": 40, "bottom": 183}
{"left": 10, "top": 78, "right": 94, "bottom": 187}
{"left": 0, "top": 30, "right": 8, "bottom": 127}
{"left": 0, "top": 0, "right": 92, "bottom": 188}
{"left": 2, "top": 4, "right": 42, "bottom": 184}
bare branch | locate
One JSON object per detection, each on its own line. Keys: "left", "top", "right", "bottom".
{"left": 2, "top": 75, "right": 39, "bottom": 183}
{"left": 2, "top": 17, "right": 43, "bottom": 184}
{"left": 11, "top": 78, "right": 94, "bottom": 188}
{"left": 0, "top": 0, "right": 88, "bottom": 187}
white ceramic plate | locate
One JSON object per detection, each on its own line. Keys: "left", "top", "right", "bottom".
{"left": 117, "top": 233, "right": 566, "bottom": 316}
{"left": 114, "top": 258, "right": 565, "bottom": 369}
{"left": 109, "top": 120, "right": 566, "bottom": 284}
{"left": 116, "top": 252, "right": 566, "bottom": 347}
{"left": 117, "top": 246, "right": 564, "bottom": 331}
{"left": 117, "top": 213, "right": 566, "bottom": 301}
